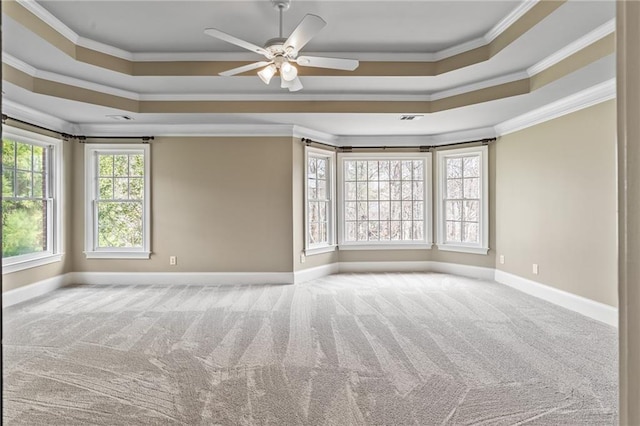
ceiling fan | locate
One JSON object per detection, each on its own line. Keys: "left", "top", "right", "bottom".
{"left": 204, "top": 0, "right": 359, "bottom": 92}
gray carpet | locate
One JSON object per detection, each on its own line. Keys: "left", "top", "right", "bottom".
{"left": 2, "top": 273, "right": 617, "bottom": 425}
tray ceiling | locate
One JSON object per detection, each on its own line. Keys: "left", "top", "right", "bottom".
{"left": 1, "top": 0, "right": 617, "bottom": 142}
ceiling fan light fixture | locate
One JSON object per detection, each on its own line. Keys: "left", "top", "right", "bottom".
{"left": 205, "top": 3, "right": 358, "bottom": 92}
{"left": 280, "top": 61, "right": 298, "bottom": 81}
{"left": 258, "top": 64, "right": 277, "bottom": 84}
{"left": 285, "top": 76, "right": 303, "bottom": 92}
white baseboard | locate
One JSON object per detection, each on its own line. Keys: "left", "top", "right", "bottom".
{"left": 494, "top": 270, "right": 618, "bottom": 327}
{"left": 429, "top": 262, "right": 496, "bottom": 281}
{"left": 2, "top": 266, "right": 619, "bottom": 328}
{"left": 294, "top": 263, "right": 340, "bottom": 284}
{"left": 67, "top": 272, "right": 294, "bottom": 286}
{"left": 2, "top": 273, "right": 70, "bottom": 308}
{"left": 336, "top": 260, "right": 494, "bottom": 281}
{"left": 338, "top": 261, "right": 431, "bottom": 273}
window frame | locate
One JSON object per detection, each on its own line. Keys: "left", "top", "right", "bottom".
{"left": 2, "top": 126, "right": 64, "bottom": 274}
{"left": 304, "top": 146, "right": 337, "bottom": 255}
{"left": 84, "top": 144, "right": 151, "bottom": 259}
{"left": 435, "top": 145, "right": 489, "bottom": 255}
{"left": 337, "top": 151, "right": 433, "bottom": 250}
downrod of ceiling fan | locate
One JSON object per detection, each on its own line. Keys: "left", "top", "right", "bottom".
{"left": 271, "top": 0, "right": 291, "bottom": 38}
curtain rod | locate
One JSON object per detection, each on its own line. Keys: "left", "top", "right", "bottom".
{"left": 1, "top": 115, "right": 154, "bottom": 143}
{"left": 301, "top": 136, "right": 496, "bottom": 151}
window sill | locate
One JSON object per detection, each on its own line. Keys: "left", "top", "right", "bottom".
{"left": 305, "top": 245, "right": 337, "bottom": 256}
{"left": 436, "top": 244, "right": 489, "bottom": 255}
{"left": 2, "top": 253, "right": 64, "bottom": 274}
{"left": 84, "top": 251, "right": 151, "bottom": 260}
{"left": 339, "top": 243, "right": 433, "bottom": 251}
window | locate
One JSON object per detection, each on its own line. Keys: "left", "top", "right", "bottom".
{"left": 2, "top": 126, "right": 63, "bottom": 273}
{"left": 305, "top": 147, "right": 336, "bottom": 254}
{"left": 84, "top": 144, "right": 150, "bottom": 259}
{"left": 338, "top": 152, "right": 432, "bottom": 249}
{"left": 436, "top": 146, "right": 488, "bottom": 254}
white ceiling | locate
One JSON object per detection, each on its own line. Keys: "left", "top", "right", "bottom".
{"left": 1, "top": 0, "right": 617, "bottom": 141}
{"left": 38, "top": 1, "right": 519, "bottom": 53}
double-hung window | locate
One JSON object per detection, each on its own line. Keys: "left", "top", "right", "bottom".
{"left": 2, "top": 126, "right": 63, "bottom": 273}
{"left": 338, "top": 152, "right": 432, "bottom": 249}
{"left": 84, "top": 144, "right": 150, "bottom": 259}
{"left": 436, "top": 146, "right": 489, "bottom": 254}
{"left": 305, "top": 147, "right": 336, "bottom": 254}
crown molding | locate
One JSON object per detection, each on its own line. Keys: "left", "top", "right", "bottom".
{"left": 139, "top": 93, "right": 430, "bottom": 101}
{"left": 1, "top": 99, "right": 494, "bottom": 144}
{"left": 430, "top": 38, "right": 488, "bottom": 63}
{"left": 16, "top": 0, "right": 78, "bottom": 43}
{"left": 76, "top": 35, "right": 134, "bottom": 61}
{"left": 486, "top": 0, "right": 539, "bottom": 43}
{"left": 76, "top": 123, "right": 297, "bottom": 138}
{"left": 1, "top": 98, "right": 79, "bottom": 134}
{"left": 430, "top": 71, "right": 529, "bottom": 101}
{"left": 433, "top": 0, "right": 539, "bottom": 61}
{"left": 3, "top": 54, "right": 140, "bottom": 100}
{"left": 494, "top": 78, "right": 616, "bottom": 136}
{"left": 2, "top": 53, "right": 37, "bottom": 75}
{"left": 132, "top": 51, "right": 440, "bottom": 62}
{"left": 337, "top": 127, "right": 497, "bottom": 148}
{"left": 3, "top": 53, "right": 533, "bottom": 103}
{"left": 35, "top": 69, "right": 139, "bottom": 101}
{"left": 3, "top": 75, "right": 615, "bottom": 144}
{"left": 14, "top": 0, "right": 537, "bottom": 63}
{"left": 15, "top": 0, "right": 134, "bottom": 60}
{"left": 527, "top": 18, "right": 615, "bottom": 76}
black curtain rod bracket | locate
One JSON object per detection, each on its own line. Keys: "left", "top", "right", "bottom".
{"left": 2, "top": 115, "right": 154, "bottom": 143}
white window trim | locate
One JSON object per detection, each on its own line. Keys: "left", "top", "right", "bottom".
{"left": 435, "top": 145, "right": 489, "bottom": 255}
{"left": 2, "top": 126, "right": 64, "bottom": 274}
{"left": 84, "top": 144, "right": 151, "bottom": 259}
{"left": 338, "top": 243, "right": 432, "bottom": 251}
{"left": 337, "top": 151, "right": 433, "bottom": 249}
{"left": 304, "top": 146, "right": 337, "bottom": 256}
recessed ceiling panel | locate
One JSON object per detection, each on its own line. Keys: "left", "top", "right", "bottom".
{"left": 39, "top": 0, "right": 518, "bottom": 53}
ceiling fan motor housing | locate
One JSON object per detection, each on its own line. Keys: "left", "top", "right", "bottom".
{"left": 264, "top": 37, "right": 294, "bottom": 59}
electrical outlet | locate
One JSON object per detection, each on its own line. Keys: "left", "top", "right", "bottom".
{"left": 499, "top": 255, "right": 505, "bottom": 265}
{"left": 170, "top": 256, "right": 177, "bottom": 266}
{"left": 300, "top": 253, "right": 306, "bottom": 264}
{"left": 532, "top": 263, "right": 539, "bottom": 275}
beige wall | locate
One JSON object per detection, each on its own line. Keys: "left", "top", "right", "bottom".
{"left": 70, "top": 136, "right": 294, "bottom": 273}
{"left": 495, "top": 100, "right": 617, "bottom": 307}
{"left": 2, "top": 105, "right": 615, "bottom": 307}
{"left": 2, "top": 123, "right": 74, "bottom": 292}
{"left": 3, "top": 259, "right": 67, "bottom": 292}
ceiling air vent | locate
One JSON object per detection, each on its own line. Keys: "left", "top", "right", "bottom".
{"left": 399, "top": 115, "right": 424, "bottom": 121}
{"left": 106, "top": 115, "right": 134, "bottom": 121}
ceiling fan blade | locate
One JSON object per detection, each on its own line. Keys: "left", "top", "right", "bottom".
{"left": 295, "top": 56, "right": 359, "bottom": 71}
{"left": 219, "top": 61, "right": 272, "bottom": 77}
{"left": 204, "top": 28, "right": 269, "bottom": 56}
{"left": 284, "top": 14, "right": 326, "bottom": 54}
